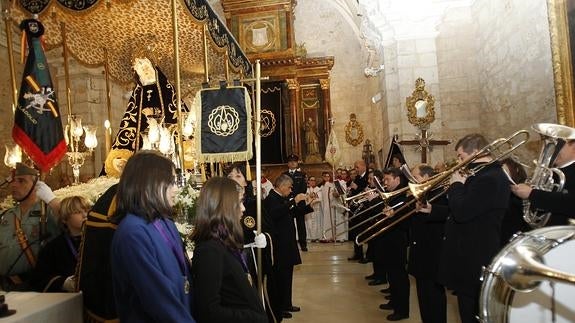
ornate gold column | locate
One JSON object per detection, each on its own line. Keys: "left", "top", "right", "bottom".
{"left": 320, "top": 78, "right": 331, "bottom": 145}
{"left": 287, "top": 78, "right": 301, "bottom": 156}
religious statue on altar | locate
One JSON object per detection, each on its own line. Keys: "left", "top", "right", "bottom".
{"left": 103, "top": 56, "right": 186, "bottom": 177}
{"left": 303, "top": 117, "right": 322, "bottom": 163}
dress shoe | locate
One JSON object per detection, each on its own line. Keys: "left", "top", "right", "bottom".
{"left": 347, "top": 255, "right": 361, "bottom": 261}
{"left": 358, "top": 258, "right": 371, "bottom": 264}
{"left": 380, "top": 287, "right": 391, "bottom": 294}
{"left": 368, "top": 279, "right": 386, "bottom": 286}
{"left": 286, "top": 306, "right": 300, "bottom": 312}
{"left": 301, "top": 247, "right": 308, "bottom": 252}
{"left": 379, "top": 303, "right": 393, "bottom": 310}
{"left": 384, "top": 295, "right": 392, "bottom": 300}
{"left": 386, "top": 313, "right": 409, "bottom": 321}
{"left": 364, "top": 273, "right": 376, "bottom": 280}
{"left": 281, "top": 311, "right": 292, "bottom": 319}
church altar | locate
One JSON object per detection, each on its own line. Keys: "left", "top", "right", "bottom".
{"left": 0, "top": 292, "right": 82, "bottom": 323}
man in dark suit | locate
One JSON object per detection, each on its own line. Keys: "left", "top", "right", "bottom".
{"left": 438, "top": 133, "right": 510, "bottom": 323}
{"left": 409, "top": 164, "right": 448, "bottom": 323}
{"left": 348, "top": 160, "right": 369, "bottom": 261}
{"left": 377, "top": 167, "right": 411, "bottom": 321}
{"left": 511, "top": 138, "right": 575, "bottom": 226}
{"left": 283, "top": 154, "right": 310, "bottom": 252}
{"left": 264, "top": 174, "right": 310, "bottom": 319}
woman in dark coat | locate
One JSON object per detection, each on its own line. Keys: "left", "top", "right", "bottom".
{"left": 191, "top": 177, "right": 268, "bottom": 323}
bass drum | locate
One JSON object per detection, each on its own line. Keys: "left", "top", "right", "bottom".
{"left": 479, "top": 226, "right": 575, "bottom": 323}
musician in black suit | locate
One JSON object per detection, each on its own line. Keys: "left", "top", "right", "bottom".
{"left": 377, "top": 167, "right": 411, "bottom": 321}
{"left": 264, "top": 174, "right": 311, "bottom": 319}
{"left": 408, "top": 164, "right": 448, "bottom": 323}
{"left": 438, "top": 134, "right": 510, "bottom": 323}
{"left": 283, "top": 154, "right": 310, "bottom": 252}
{"left": 511, "top": 138, "right": 575, "bottom": 226}
{"left": 348, "top": 160, "right": 369, "bottom": 261}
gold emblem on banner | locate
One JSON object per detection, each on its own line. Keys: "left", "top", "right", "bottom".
{"left": 260, "top": 109, "right": 276, "bottom": 137}
{"left": 243, "top": 216, "right": 256, "bottom": 229}
{"left": 208, "top": 105, "right": 240, "bottom": 136}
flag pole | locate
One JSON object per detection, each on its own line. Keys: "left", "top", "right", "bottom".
{"left": 170, "top": 0, "right": 184, "bottom": 171}
{"left": 3, "top": 7, "right": 17, "bottom": 113}
{"left": 254, "top": 59, "right": 264, "bottom": 303}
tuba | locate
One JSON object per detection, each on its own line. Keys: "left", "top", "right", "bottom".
{"left": 522, "top": 123, "right": 575, "bottom": 228}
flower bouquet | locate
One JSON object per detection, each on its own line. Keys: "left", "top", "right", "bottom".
{"left": 174, "top": 179, "right": 200, "bottom": 255}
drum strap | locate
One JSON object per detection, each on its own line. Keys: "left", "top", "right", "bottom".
{"left": 14, "top": 215, "right": 37, "bottom": 267}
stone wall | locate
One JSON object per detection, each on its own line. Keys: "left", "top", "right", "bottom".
{"left": 436, "top": 5, "right": 481, "bottom": 163}
{"left": 472, "top": 0, "right": 556, "bottom": 144}
{"left": 294, "top": 0, "right": 382, "bottom": 169}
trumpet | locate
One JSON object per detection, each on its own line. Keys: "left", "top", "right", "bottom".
{"left": 343, "top": 188, "right": 379, "bottom": 206}
{"left": 324, "top": 185, "right": 412, "bottom": 238}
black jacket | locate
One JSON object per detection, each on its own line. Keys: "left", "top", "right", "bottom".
{"left": 438, "top": 162, "right": 510, "bottom": 297}
{"left": 192, "top": 240, "right": 268, "bottom": 323}
{"left": 528, "top": 162, "right": 575, "bottom": 226}
{"left": 263, "top": 190, "right": 302, "bottom": 267}
{"left": 408, "top": 190, "right": 448, "bottom": 280}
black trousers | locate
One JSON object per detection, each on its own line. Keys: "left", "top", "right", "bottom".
{"left": 415, "top": 277, "right": 446, "bottom": 323}
{"left": 275, "top": 265, "right": 295, "bottom": 310}
{"left": 295, "top": 213, "right": 307, "bottom": 248}
{"left": 386, "top": 262, "right": 410, "bottom": 315}
{"left": 371, "top": 236, "right": 387, "bottom": 280}
{"left": 457, "top": 293, "right": 479, "bottom": 323}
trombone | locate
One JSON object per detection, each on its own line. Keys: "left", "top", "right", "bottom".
{"left": 355, "top": 185, "right": 447, "bottom": 246}
{"left": 409, "top": 129, "right": 530, "bottom": 201}
{"left": 355, "top": 129, "right": 530, "bottom": 245}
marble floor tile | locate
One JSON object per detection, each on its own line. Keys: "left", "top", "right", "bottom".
{"left": 288, "top": 242, "right": 462, "bottom": 323}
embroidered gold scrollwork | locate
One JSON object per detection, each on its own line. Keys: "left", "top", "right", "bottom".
{"left": 259, "top": 109, "right": 276, "bottom": 137}
{"left": 207, "top": 105, "right": 240, "bottom": 136}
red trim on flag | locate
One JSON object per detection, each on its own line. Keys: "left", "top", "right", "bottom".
{"left": 12, "top": 126, "right": 67, "bottom": 172}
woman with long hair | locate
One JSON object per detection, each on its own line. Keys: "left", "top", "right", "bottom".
{"left": 191, "top": 177, "right": 268, "bottom": 323}
{"left": 110, "top": 151, "right": 195, "bottom": 323}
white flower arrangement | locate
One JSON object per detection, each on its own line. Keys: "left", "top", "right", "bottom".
{"left": 174, "top": 179, "right": 200, "bottom": 254}
{"left": 53, "top": 176, "right": 120, "bottom": 204}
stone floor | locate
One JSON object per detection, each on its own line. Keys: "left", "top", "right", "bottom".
{"left": 288, "top": 241, "right": 462, "bottom": 323}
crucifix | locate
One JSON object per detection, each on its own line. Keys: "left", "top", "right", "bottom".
{"left": 400, "top": 77, "right": 451, "bottom": 163}
{"left": 397, "top": 128, "right": 451, "bottom": 163}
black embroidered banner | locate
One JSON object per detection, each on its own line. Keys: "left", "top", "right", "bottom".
{"left": 12, "top": 19, "right": 66, "bottom": 172}
{"left": 255, "top": 82, "right": 286, "bottom": 164}
{"left": 194, "top": 86, "right": 252, "bottom": 163}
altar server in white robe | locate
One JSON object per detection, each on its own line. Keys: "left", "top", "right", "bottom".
{"left": 320, "top": 172, "right": 347, "bottom": 242}
{"left": 305, "top": 176, "right": 322, "bottom": 241}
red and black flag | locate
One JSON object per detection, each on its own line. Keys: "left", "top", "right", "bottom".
{"left": 12, "top": 18, "right": 66, "bottom": 172}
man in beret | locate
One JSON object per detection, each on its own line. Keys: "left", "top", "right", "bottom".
{"left": 283, "top": 154, "right": 311, "bottom": 252}
{"left": 0, "top": 163, "right": 61, "bottom": 290}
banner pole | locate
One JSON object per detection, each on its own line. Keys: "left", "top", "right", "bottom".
{"left": 254, "top": 60, "right": 264, "bottom": 303}
{"left": 171, "top": 0, "right": 184, "bottom": 170}
{"left": 3, "top": 8, "right": 17, "bottom": 113}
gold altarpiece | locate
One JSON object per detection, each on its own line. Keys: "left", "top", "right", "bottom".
{"left": 222, "top": 0, "right": 334, "bottom": 167}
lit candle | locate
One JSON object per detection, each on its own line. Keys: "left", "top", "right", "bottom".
{"left": 104, "top": 120, "right": 111, "bottom": 153}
